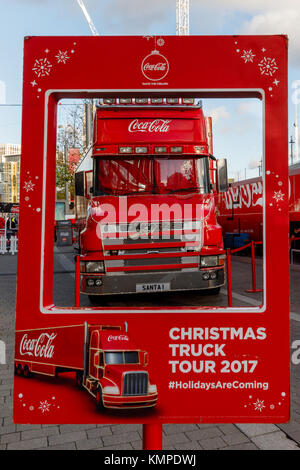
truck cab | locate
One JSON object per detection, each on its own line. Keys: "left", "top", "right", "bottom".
{"left": 75, "top": 98, "right": 228, "bottom": 303}
{"left": 80, "top": 324, "right": 157, "bottom": 409}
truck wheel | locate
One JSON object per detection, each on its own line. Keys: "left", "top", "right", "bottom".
{"left": 202, "top": 287, "right": 221, "bottom": 295}
{"left": 16, "top": 364, "right": 23, "bottom": 376}
{"left": 96, "top": 388, "right": 104, "bottom": 411}
{"left": 88, "top": 295, "right": 101, "bottom": 306}
{"left": 76, "top": 372, "right": 83, "bottom": 389}
{"left": 23, "top": 366, "right": 32, "bottom": 378}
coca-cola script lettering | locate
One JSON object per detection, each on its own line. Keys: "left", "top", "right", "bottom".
{"left": 128, "top": 119, "right": 171, "bottom": 133}
{"left": 108, "top": 335, "right": 129, "bottom": 342}
{"left": 20, "top": 333, "right": 56, "bottom": 359}
{"left": 141, "top": 52, "right": 169, "bottom": 82}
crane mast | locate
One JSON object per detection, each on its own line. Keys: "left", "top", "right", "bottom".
{"left": 176, "top": 0, "right": 190, "bottom": 36}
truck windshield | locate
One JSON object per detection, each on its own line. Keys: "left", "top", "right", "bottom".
{"left": 105, "top": 351, "right": 139, "bottom": 365}
{"left": 95, "top": 156, "right": 209, "bottom": 196}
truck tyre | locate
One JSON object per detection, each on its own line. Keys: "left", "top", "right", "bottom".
{"left": 96, "top": 388, "right": 104, "bottom": 411}
{"left": 15, "top": 364, "right": 23, "bottom": 376}
{"left": 76, "top": 371, "right": 83, "bottom": 389}
{"left": 202, "top": 287, "right": 221, "bottom": 295}
{"left": 88, "top": 295, "right": 101, "bottom": 306}
{"left": 23, "top": 365, "right": 32, "bottom": 378}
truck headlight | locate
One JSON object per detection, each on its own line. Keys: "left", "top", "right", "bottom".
{"left": 103, "top": 386, "right": 120, "bottom": 395}
{"left": 148, "top": 384, "right": 157, "bottom": 394}
{"left": 86, "top": 261, "right": 105, "bottom": 273}
{"left": 200, "top": 256, "right": 219, "bottom": 267}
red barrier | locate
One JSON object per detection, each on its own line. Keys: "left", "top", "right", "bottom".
{"left": 245, "top": 241, "right": 263, "bottom": 293}
{"left": 143, "top": 424, "right": 162, "bottom": 450}
{"left": 75, "top": 255, "right": 80, "bottom": 307}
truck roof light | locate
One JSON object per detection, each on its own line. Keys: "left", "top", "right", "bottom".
{"left": 135, "top": 147, "right": 148, "bottom": 154}
{"left": 167, "top": 98, "right": 179, "bottom": 104}
{"left": 119, "top": 98, "right": 132, "bottom": 104}
{"left": 155, "top": 146, "right": 167, "bottom": 153}
{"left": 182, "top": 98, "right": 194, "bottom": 104}
{"left": 194, "top": 146, "right": 206, "bottom": 153}
{"left": 103, "top": 98, "right": 116, "bottom": 105}
{"left": 170, "top": 146, "right": 183, "bottom": 153}
{"left": 135, "top": 98, "right": 148, "bottom": 104}
{"left": 96, "top": 147, "right": 106, "bottom": 151}
{"left": 119, "top": 146, "right": 133, "bottom": 153}
{"left": 151, "top": 98, "right": 163, "bottom": 104}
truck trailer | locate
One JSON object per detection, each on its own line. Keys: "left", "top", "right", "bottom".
{"left": 14, "top": 323, "right": 158, "bottom": 410}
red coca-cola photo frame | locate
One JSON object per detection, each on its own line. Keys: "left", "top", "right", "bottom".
{"left": 14, "top": 35, "right": 289, "bottom": 425}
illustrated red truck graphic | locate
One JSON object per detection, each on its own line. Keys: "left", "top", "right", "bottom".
{"left": 14, "top": 323, "right": 158, "bottom": 410}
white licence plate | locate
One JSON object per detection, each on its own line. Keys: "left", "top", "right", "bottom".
{"left": 136, "top": 282, "right": 171, "bottom": 293}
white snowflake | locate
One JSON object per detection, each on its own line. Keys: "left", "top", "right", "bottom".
{"left": 157, "top": 38, "right": 165, "bottom": 47}
{"left": 38, "top": 400, "right": 51, "bottom": 413}
{"left": 273, "top": 190, "right": 285, "bottom": 202}
{"left": 258, "top": 57, "right": 278, "bottom": 76}
{"left": 32, "top": 58, "right": 52, "bottom": 78}
{"left": 55, "top": 50, "right": 70, "bottom": 64}
{"left": 241, "top": 49, "right": 256, "bottom": 63}
{"left": 253, "top": 399, "right": 266, "bottom": 412}
{"left": 23, "top": 180, "right": 35, "bottom": 192}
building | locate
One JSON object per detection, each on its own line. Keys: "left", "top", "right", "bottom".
{"left": 0, "top": 145, "right": 21, "bottom": 203}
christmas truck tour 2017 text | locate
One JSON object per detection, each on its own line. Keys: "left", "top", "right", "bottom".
{"left": 168, "top": 326, "right": 266, "bottom": 375}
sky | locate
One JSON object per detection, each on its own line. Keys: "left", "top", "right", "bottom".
{"left": 1, "top": 0, "right": 300, "bottom": 180}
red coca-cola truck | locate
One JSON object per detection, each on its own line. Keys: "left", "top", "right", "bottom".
{"left": 75, "top": 98, "right": 228, "bottom": 304}
{"left": 216, "top": 164, "right": 300, "bottom": 244}
{"left": 14, "top": 323, "right": 158, "bottom": 410}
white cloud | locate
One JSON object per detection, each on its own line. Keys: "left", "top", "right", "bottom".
{"left": 200, "top": 0, "right": 299, "bottom": 13}
{"left": 207, "top": 106, "right": 230, "bottom": 123}
{"left": 0, "top": 81, "right": 6, "bottom": 105}
{"left": 242, "top": 9, "right": 300, "bottom": 66}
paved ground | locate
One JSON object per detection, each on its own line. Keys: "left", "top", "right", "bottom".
{"left": 0, "top": 249, "right": 300, "bottom": 450}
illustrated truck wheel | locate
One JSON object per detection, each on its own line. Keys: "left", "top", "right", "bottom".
{"left": 23, "top": 365, "right": 32, "bottom": 378}
{"left": 15, "top": 364, "right": 23, "bottom": 376}
{"left": 96, "top": 388, "right": 104, "bottom": 411}
{"left": 76, "top": 372, "right": 83, "bottom": 389}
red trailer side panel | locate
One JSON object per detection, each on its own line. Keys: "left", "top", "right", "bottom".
{"left": 15, "top": 325, "right": 85, "bottom": 375}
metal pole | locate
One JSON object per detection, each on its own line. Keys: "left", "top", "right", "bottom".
{"left": 226, "top": 249, "right": 232, "bottom": 307}
{"left": 246, "top": 241, "right": 263, "bottom": 293}
{"left": 143, "top": 424, "right": 162, "bottom": 450}
{"left": 75, "top": 255, "right": 80, "bottom": 307}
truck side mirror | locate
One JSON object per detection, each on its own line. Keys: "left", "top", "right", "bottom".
{"left": 144, "top": 352, "right": 148, "bottom": 367}
{"left": 75, "top": 171, "right": 84, "bottom": 196}
{"left": 217, "top": 158, "right": 228, "bottom": 193}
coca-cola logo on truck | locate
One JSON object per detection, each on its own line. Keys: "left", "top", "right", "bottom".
{"left": 19, "top": 333, "right": 56, "bottom": 359}
{"left": 128, "top": 119, "right": 171, "bottom": 133}
{"left": 141, "top": 51, "right": 169, "bottom": 82}
{"left": 107, "top": 335, "right": 129, "bottom": 342}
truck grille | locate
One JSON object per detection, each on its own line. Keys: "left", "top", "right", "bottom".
{"left": 122, "top": 372, "right": 148, "bottom": 396}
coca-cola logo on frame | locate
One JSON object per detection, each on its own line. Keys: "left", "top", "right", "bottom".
{"left": 141, "top": 50, "right": 169, "bottom": 82}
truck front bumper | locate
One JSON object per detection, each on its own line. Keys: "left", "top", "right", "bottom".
{"left": 81, "top": 267, "right": 224, "bottom": 295}
{"left": 103, "top": 392, "right": 158, "bottom": 409}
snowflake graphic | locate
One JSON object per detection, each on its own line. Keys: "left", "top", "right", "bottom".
{"left": 253, "top": 399, "right": 266, "bottom": 412}
{"left": 32, "top": 58, "right": 52, "bottom": 78}
{"left": 157, "top": 38, "right": 165, "bottom": 47}
{"left": 241, "top": 49, "right": 256, "bottom": 63}
{"left": 55, "top": 50, "right": 70, "bottom": 64}
{"left": 38, "top": 400, "right": 51, "bottom": 413}
{"left": 273, "top": 190, "right": 285, "bottom": 202}
{"left": 23, "top": 180, "right": 35, "bottom": 192}
{"left": 258, "top": 57, "right": 278, "bottom": 76}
